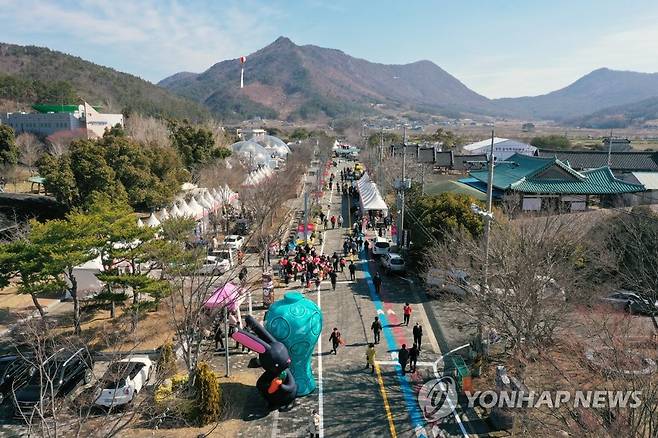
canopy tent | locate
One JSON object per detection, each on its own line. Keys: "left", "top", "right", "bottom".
{"left": 187, "top": 196, "right": 205, "bottom": 219}
{"left": 145, "top": 213, "right": 161, "bottom": 228}
{"left": 204, "top": 282, "right": 247, "bottom": 326}
{"left": 243, "top": 166, "right": 273, "bottom": 186}
{"left": 137, "top": 218, "right": 145, "bottom": 228}
{"left": 178, "top": 199, "right": 195, "bottom": 218}
{"left": 158, "top": 207, "right": 170, "bottom": 221}
{"left": 169, "top": 203, "right": 183, "bottom": 218}
{"left": 198, "top": 194, "right": 213, "bottom": 211}
{"left": 216, "top": 185, "right": 239, "bottom": 205}
{"left": 357, "top": 172, "right": 388, "bottom": 212}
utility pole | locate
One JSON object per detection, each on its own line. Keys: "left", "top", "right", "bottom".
{"left": 224, "top": 311, "right": 230, "bottom": 376}
{"left": 483, "top": 129, "right": 495, "bottom": 289}
{"left": 303, "top": 191, "right": 309, "bottom": 245}
{"left": 379, "top": 128, "right": 384, "bottom": 185}
{"left": 398, "top": 144, "right": 407, "bottom": 248}
{"left": 607, "top": 129, "right": 613, "bottom": 167}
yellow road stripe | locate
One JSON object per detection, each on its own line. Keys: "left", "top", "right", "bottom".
{"left": 375, "top": 363, "right": 397, "bottom": 438}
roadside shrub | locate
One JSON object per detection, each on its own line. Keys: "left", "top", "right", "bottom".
{"left": 194, "top": 362, "right": 222, "bottom": 425}
{"left": 158, "top": 341, "right": 176, "bottom": 376}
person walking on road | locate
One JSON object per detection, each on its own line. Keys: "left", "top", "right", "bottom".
{"left": 331, "top": 252, "right": 339, "bottom": 271}
{"left": 371, "top": 317, "right": 382, "bottom": 344}
{"left": 329, "top": 328, "right": 342, "bottom": 354}
{"left": 337, "top": 215, "right": 343, "bottom": 228}
{"left": 339, "top": 257, "right": 346, "bottom": 273}
{"left": 308, "top": 409, "right": 320, "bottom": 438}
{"left": 413, "top": 323, "right": 423, "bottom": 350}
{"left": 330, "top": 215, "right": 336, "bottom": 229}
{"left": 409, "top": 344, "right": 419, "bottom": 372}
{"left": 348, "top": 261, "right": 356, "bottom": 281}
{"left": 214, "top": 322, "right": 225, "bottom": 351}
{"left": 373, "top": 272, "right": 382, "bottom": 294}
{"left": 329, "top": 269, "right": 337, "bottom": 291}
{"left": 364, "top": 238, "right": 370, "bottom": 255}
{"left": 398, "top": 344, "right": 410, "bottom": 375}
{"left": 365, "top": 343, "right": 376, "bottom": 374}
{"left": 403, "top": 303, "right": 412, "bottom": 326}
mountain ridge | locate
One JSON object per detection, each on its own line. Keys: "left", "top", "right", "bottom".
{"left": 0, "top": 42, "right": 211, "bottom": 120}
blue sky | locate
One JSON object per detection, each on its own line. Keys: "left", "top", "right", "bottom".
{"left": 1, "top": 0, "right": 658, "bottom": 98}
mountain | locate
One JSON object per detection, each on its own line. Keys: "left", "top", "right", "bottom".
{"left": 0, "top": 43, "right": 210, "bottom": 120}
{"left": 495, "top": 68, "right": 658, "bottom": 121}
{"left": 571, "top": 96, "right": 658, "bottom": 128}
{"left": 159, "top": 36, "right": 495, "bottom": 121}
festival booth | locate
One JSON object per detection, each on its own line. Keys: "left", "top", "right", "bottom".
{"left": 357, "top": 172, "right": 388, "bottom": 214}
{"left": 204, "top": 282, "right": 251, "bottom": 321}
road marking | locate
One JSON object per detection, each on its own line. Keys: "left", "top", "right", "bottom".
{"left": 374, "top": 363, "right": 398, "bottom": 438}
{"left": 360, "top": 250, "right": 427, "bottom": 437}
{"left": 315, "top": 184, "right": 333, "bottom": 438}
{"left": 271, "top": 409, "right": 279, "bottom": 438}
{"left": 387, "top": 309, "right": 396, "bottom": 315}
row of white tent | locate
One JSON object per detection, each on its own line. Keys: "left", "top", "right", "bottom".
{"left": 243, "top": 166, "right": 274, "bottom": 186}
{"left": 357, "top": 172, "right": 388, "bottom": 213}
{"left": 137, "top": 185, "right": 239, "bottom": 228}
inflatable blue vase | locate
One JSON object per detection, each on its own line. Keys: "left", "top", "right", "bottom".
{"left": 265, "top": 291, "right": 322, "bottom": 396}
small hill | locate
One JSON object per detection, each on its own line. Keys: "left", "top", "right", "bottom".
{"left": 0, "top": 43, "right": 211, "bottom": 120}
{"left": 494, "top": 68, "right": 658, "bottom": 120}
{"left": 571, "top": 96, "right": 658, "bottom": 128}
{"left": 159, "top": 36, "right": 495, "bottom": 121}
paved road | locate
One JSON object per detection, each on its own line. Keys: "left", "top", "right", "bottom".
{"left": 227, "top": 160, "right": 490, "bottom": 438}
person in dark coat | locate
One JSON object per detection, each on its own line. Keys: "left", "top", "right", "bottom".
{"left": 398, "top": 344, "right": 409, "bottom": 375}
{"left": 329, "top": 328, "right": 342, "bottom": 354}
{"left": 371, "top": 317, "right": 382, "bottom": 344}
{"left": 348, "top": 261, "right": 356, "bottom": 281}
{"left": 329, "top": 269, "right": 337, "bottom": 291}
{"left": 413, "top": 323, "right": 423, "bottom": 350}
{"left": 409, "top": 344, "right": 419, "bottom": 372}
{"left": 373, "top": 272, "right": 382, "bottom": 294}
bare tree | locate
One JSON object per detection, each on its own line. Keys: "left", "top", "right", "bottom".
{"left": 429, "top": 217, "right": 592, "bottom": 358}
{"left": 15, "top": 133, "right": 44, "bottom": 172}
{"left": 125, "top": 114, "right": 171, "bottom": 149}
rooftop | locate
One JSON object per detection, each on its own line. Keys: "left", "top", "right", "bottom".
{"left": 466, "top": 153, "right": 645, "bottom": 195}
{"left": 537, "top": 149, "right": 658, "bottom": 172}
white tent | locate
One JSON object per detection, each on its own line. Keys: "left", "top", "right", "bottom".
{"left": 170, "top": 203, "right": 183, "bottom": 218}
{"left": 188, "top": 197, "right": 205, "bottom": 219}
{"left": 137, "top": 218, "right": 145, "bottom": 228}
{"left": 178, "top": 199, "right": 195, "bottom": 218}
{"left": 357, "top": 172, "right": 388, "bottom": 212}
{"left": 159, "top": 207, "right": 170, "bottom": 221}
{"left": 69, "top": 255, "right": 105, "bottom": 299}
{"left": 462, "top": 137, "right": 537, "bottom": 161}
{"left": 199, "top": 193, "right": 214, "bottom": 210}
{"left": 145, "top": 213, "right": 161, "bottom": 228}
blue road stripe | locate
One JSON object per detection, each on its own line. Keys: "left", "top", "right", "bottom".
{"left": 359, "top": 250, "right": 427, "bottom": 437}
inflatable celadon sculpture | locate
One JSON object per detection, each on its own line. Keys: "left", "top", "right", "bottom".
{"left": 265, "top": 291, "right": 323, "bottom": 395}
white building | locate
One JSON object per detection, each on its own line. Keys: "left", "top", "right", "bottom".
{"left": 462, "top": 137, "right": 537, "bottom": 161}
{"left": 1, "top": 102, "right": 123, "bottom": 139}
{"left": 238, "top": 128, "right": 267, "bottom": 141}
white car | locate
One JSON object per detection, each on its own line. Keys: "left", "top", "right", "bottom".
{"left": 371, "top": 238, "right": 390, "bottom": 258}
{"left": 95, "top": 356, "right": 152, "bottom": 408}
{"left": 223, "top": 235, "right": 245, "bottom": 250}
{"left": 198, "top": 256, "right": 224, "bottom": 275}
{"left": 209, "top": 249, "right": 234, "bottom": 273}
{"left": 381, "top": 253, "right": 406, "bottom": 274}
{"left": 425, "top": 268, "right": 474, "bottom": 299}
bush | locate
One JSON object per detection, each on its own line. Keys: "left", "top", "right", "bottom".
{"left": 194, "top": 362, "right": 222, "bottom": 426}
{"left": 158, "top": 341, "right": 176, "bottom": 376}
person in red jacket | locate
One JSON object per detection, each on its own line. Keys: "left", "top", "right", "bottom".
{"left": 403, "top": 303, "right": 412, "bottom": 326}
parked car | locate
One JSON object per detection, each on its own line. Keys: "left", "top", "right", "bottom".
{"left": 233, "top": 220, "right": 250, "bottom": 236}
{"left": 0, "top": 354, "right": 32, "bottom": 405}
{"left": 198, "top": 256, "right": 222, "bottom": 275}
{"left": 209, "top": 248, "right": 235, "bottom": 273}
{"left": 600, "top": 291, "right": 658, "bottom": 316}
{"left": 425, "top": 268, "right": 474, "bottom": 299}
{"left": 223, "top": 235, "right": 245, "bottom": 250}
{"left": 371, "top": 238, "right": 390, "bottom": 258}
{"left": 94, "top": 356, "right": 153, "bottom": 408}
{"left": 13, "top": 348, "right": 93, "bottom": 420}
{"left": 381, "top": 253, "right": 406, "bottom": 274}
